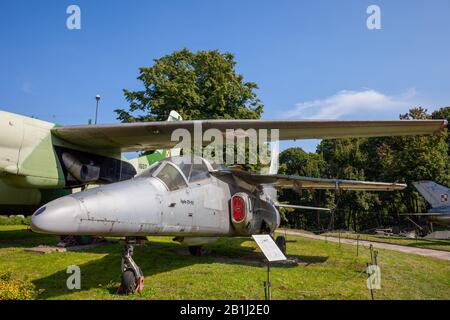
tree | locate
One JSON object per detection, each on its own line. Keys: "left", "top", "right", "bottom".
{"left": 431, "top": 106, "right": 450, "bottom": 154}
{"left": 431, "top": 106, "right": 450, "bottom": 130}
{"left": 278, "top": 148, "right": 329, "bottom": 230}
{"left": 317, "top": 138, "right": 376, "bottom": 231}
{"left": 115, "top": 49, "right": 263, "bottom": 122}
{"left": 379, "top": 107, "right": 450, "bottom": 213}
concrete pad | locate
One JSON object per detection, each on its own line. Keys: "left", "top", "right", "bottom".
{"left": 25, "top": 246, "right": 67, "bottom": 254}
{"left": 25, "top": 241, "right": 109, "bottom": 254}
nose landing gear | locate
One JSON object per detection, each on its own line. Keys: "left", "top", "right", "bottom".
{"left": 118, "top": 242, "right": 144, "bottom": 295}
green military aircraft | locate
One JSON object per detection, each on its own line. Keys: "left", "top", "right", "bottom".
{"left": 0, "top": 110, "right": 182, "bottom": 214}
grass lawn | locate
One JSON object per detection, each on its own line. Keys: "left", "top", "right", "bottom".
{"left": 319, "top": 231, "right": 450, "bottom": 252}
{"left": 0, "top": 225, "right": 449, "bottom": 300}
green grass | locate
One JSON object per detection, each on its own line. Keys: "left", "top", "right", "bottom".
{"left": 319, "top": 232, "right": 450, "bottom": 252}
{"left": 0, "top": 225, "right": 449, "bottom": 300}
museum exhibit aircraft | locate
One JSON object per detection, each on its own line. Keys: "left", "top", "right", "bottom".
{"left": 404, "top": 181, "right": 450, "bottom": 227}
{"left": 16, "top": 111, "right": 445, "bottom": 294}
{"left": 2, "top": 108, "right": 444, "bottom": 215}
{"left": 0, "top": 110, "right": 182, "bottom": 215}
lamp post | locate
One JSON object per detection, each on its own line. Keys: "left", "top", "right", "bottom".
{"left": 95, "top": 95, "right": 100, "bottom": 124}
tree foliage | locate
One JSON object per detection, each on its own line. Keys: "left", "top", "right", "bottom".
{"left": 115, "top": 48, "right": 263, "bottom": 122}
{"left": 279, "top": 107, "right": 450, "bottom": 232}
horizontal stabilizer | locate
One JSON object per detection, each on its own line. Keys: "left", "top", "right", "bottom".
{"left": 275, "top": 203, "right": 331, "bottom": 211}
{"left": 213, "top": 169, "right": 407, "bottom": 192}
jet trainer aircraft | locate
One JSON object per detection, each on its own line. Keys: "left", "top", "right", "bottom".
{"left": 12, "top": 112, "right": 443, "bottom": 294}
{"left": 2, "top": 108, "right": 443, "bottom": 215}
{"left": 32, "top": 155, "right": 411, "bottom": 293}
{"left": 405, "top": 181, "right": 450, "bottom": 227}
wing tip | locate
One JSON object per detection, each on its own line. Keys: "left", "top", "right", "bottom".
{"left": 435, "top": 119, "right": 448, "bottom": 135}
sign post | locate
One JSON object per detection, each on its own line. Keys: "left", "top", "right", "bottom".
{"left": 252, "top": 235, "right": 287, "bottom": 300}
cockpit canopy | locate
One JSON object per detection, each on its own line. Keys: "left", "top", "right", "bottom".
{"left": 137, "top": 156, "right": 214, "bottom": 191}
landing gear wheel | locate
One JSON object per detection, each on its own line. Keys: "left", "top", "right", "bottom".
{"left": 117, "top": 242, "right": 144, "bottom": 295}
{"left": 74, "top": 236, "right": 94, "bottom": 245}
{"left": 275, "top": 236, "right": 286, "bottom": 255}
{"left": 420, "top": 224, "right": 432, "bottom": 237}
{"left": 120, "top": 269, "right": 137, "bottom": 295}
{"left": 188, "top": 245, "right": 203, "bottom": 256}
{"left": 58, "top": 235, "right": 104, "bottom": 247}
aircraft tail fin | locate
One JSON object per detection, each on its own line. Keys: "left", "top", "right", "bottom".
{"left": 413, "top": 181, "right": 450, "bottom": 208}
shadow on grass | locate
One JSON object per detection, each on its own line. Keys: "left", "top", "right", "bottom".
{"left": 0, "top": 228, "right": 328, "bottom": 298}
{"left": 294, "top": 255, "right": 328, "bottom": 265}
{"left": 31, "top": 236, "right": 328, "bottom": 299}
{"left": 0, "top": 228, "right": 60, "bottom": 248}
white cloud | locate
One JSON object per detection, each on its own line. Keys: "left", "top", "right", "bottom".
{"left": 286, "top": 89, "right": 419, "bottom": 119}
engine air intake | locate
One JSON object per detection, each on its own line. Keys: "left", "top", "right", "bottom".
{"left": 231, "top": 194, "right": 246, "bottom": 223}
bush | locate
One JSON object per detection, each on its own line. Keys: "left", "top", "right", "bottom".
{"left": 0, "top": 215, "right": 31, "bottom": 225}
{"left": 0, "top": 273, "right": 37, "bottom": 300}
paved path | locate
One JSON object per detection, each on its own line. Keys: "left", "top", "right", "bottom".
{"left": 278, "top": 230, "right": 450, "bottom": 261}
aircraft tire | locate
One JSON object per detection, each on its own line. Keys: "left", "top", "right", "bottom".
{"left": 74, "top": 236, "right": 94, "bottom": 245}
{"left": 275, "top": 236, "right": 286, "bottom": 255}
{"left": 188, "top": 245, "right": 202, "bottom": 256}
{"left": 420, "top": 224, "right": 432, "bottom": 237}
{"left": 119, "top": 269, "right": 137, "bottom": 295}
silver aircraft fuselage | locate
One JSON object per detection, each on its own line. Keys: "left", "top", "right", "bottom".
{"left": 30, "top": 157, "right": 279, "bottom": 239}
{"left": 427, "top": 207, "right": 450, "bottom": 226}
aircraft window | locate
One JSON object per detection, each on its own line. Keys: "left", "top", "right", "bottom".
{"left": 154, "top": 162, "right": 188, "bottom": 191}
{"left": 169, "top": 156, "right": 210, "bottom": 183}
{"left": 188, "top": 162, "right": 210, "bottom": 183}
{"left": 137, "top": 162, "right": 160, "bottom": 178}
{"left": 172, "top": 157, "right": 193, "bottom": 178}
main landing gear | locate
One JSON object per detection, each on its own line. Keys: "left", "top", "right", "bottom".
{"left": 117, "top": 240, "right": 145, "bottom": 295}
{"left": 188, "top": 245, "right": 203, "bottom": 256}
{"left": 58, "top": 235, "right": 105, "bottom": 247}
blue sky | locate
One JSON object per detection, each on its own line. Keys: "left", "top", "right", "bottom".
{"left": 1, "top": 0, "right": 450, "bottom": 152}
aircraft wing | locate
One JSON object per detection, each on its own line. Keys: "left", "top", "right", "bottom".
{"left": 51, "top": 119, "right": 447, "bottom": 152}
{"left": 212, "top": 169, "right": 407, "bottom": 191}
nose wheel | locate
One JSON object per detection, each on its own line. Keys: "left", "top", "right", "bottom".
{"left": 117, "top": 243, "right": 144, "bottom": 295}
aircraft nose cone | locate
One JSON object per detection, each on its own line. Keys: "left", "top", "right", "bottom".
{"left": 31, "top": 196, "right": 82, "bottom": 234}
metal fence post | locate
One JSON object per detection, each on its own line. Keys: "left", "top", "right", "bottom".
{"left": 267, "top": 261, "right": 271, "bottom": 300}
{"left": 357, "top": 235, "right": 360, "bottom": 257}
{"left": 338, "top": 231, "right": 341, "bottom": 247}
